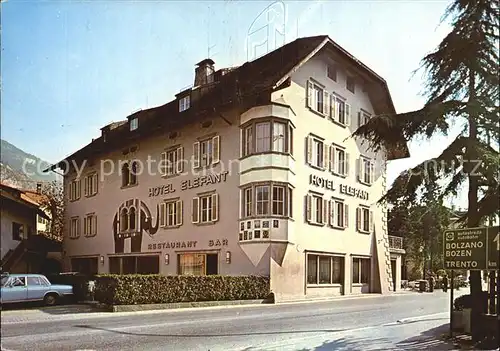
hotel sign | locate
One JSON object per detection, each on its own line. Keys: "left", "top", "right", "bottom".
{"left": 309, "top": 174, "right": 335, "bottom": 191}
{"left": 148, "top": 184, "right": 175, "bottom": 197}
{"left": 181, "top": 171, "right": 229, "bottom": 190}
{"left": 339, "top": 184, "right": 369, "bottom": 200}
{"left": 443, "top": 227, "right": 487, "bottom": 270}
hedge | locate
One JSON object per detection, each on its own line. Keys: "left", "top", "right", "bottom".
{"left": 94, "top": 274, "right": 271, "bottom": 305}
{"left": 453, "top": 292, "right": 489, "bottom": 312}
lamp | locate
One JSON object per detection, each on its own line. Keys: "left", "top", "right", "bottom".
{"left": 164, "top": 253, "right": 170, "bottom": 265}
{"left": 100, "top": 256, "right": 104, "bottom": 265}
{"left": 225, "top": 251, "right": 231, "bottom": 264}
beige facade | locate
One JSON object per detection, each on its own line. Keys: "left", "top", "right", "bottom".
{"left": 56, "top": 36, "right": 407, "bottom": 301}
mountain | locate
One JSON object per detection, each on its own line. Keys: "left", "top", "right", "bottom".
{"left": 0, "top": 139, "right": 60, "bottom": 189}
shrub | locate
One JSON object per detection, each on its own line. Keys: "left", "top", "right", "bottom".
{"left": 453, "top": 292, "right": 489, "bottom": 312}
{"left": 94, "top": 274, "right": 270, "bottom": 305}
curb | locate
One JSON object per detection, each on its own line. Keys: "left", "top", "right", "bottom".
{"left": 103, "top": 299, "right": 271, "bottom": 312}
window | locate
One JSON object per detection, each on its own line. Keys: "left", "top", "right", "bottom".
{"left": 160, "top": 199, "right": 183, "bottom": 228}
{"left": 330, "top": 96, "right": 351, "bottom": 126}
{"left": 192, "top": 193, "right": 219, "bottom": 224}
{"left": 329, "top": 145, "right": 349, "bottom": 176}
{"left": 27, "top": 276, "right": 43, "bottom": 286}
{"left": 346, "top": 76, "right": 355, "bottom": 93}
{"left": 161, "top": 147, "right": 184, "bottom": 176}
{"left": 306, "top": 193, "right": 328, "bottom": 225}
{"left": 306, "top": 135, "right": 328, "bottom": 169}
{"left": 256, "top": 185, "right": 270, "bottom": 215}
{"left": 71, "top": 257, "right": 98, "bottom": 275}
{"left": 358, "top": 158, "right": 375, "bottom": 185}
{"left": 109, "top": 255, "right": 159, "bottom": 275}
{"left": 11, "top": 277, "right": 26, "bottom": 287}
{"left": 118, "top": 206, "right": 138, "bottom": 233}
{"left": 178, "top": 253, "right": 218, "bottom": 275}
{"left": 328, "top": 199, "right": 349, "bottom": 229}
{"left": 307, "top": 254, "right": 345, "bottom": 285}
{"left": 69, "top": 179, "right": 81, "bottom": 201}
{"left": 130, "top": 118, "right": 138, "bottom": 131}
{"left": 256, "top": 122, "right": 271, "bottom": 153}
{"left": 83, "top": 214, "right": 97, "bottom": 237}
{"left": 307, "top": 80, "right": 329, "bottom": 115}
{"left": 193, "top": 135, "right": 220, "bottom": 168}
{"left": 69, "top": 217, "right": 80, "bottom": 238}
{"left": 327, "top": 64, "right": 337, "bottom": 82}
{"left": 179, "top": 95, "right": 190, "bottom": 112}
{"left": 358, "top": 110, "right": 371, "bottom": 127}
{"left": 241, "top": 182, "right": 292, "bottom": 218}
{"left": 84, "top": 173, "right": 98, "bottom": 197}
{"left": 353, "top": 257, "right": 371, "bottom": 284}
{"left": 356, "top": 207, "right": 373, "bottom": 233}
{"left": 241, "top": 119, "right": 293, "bottom": 157}
{"left": 12, "top": 222, "right": 24, "bottom": 241}
{"left": 121, "top": 161, "right": 138, "bottom": 187}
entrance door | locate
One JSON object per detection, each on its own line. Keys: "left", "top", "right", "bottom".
{"left": 206, "top": 254, "right": 218, "bottom": 275}
{"left": 391, "top": 259, "right": 397, "bottom": 291}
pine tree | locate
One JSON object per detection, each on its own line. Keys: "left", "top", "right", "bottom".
{"left": 352, "top": 0, "right": 499, "bottom": 342}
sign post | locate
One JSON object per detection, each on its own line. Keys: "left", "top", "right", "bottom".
{"left": 486, "top": 226, "right": 499, "bottom": 270}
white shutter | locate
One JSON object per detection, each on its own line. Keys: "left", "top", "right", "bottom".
{"left": 212, "top": 135, "right": 220, "bottom": 164}
{"left": 357, "top": 159, "right": 365, "bottom": 183}
{"left": 358, "top": 111, "right": 362, "bottom": 127}
{"left": 345, "top": 153, "right": 350, "bottom": 176}
{"left": 160, "top": 202, "right": 166, "bottom": 227}
{"left": 306, "top": 194, "right": 312, "bottom": 222}
{"left": 323, "top": 143, "right": 329, "bottom": 170}
{"left": 211, "top": 193, "right": 219, "bottom": 222}
{"left": 176, "top": 147, "right": 184, "bottom": 173}
{"left": 356, "top": 208, "right": 361, "bottom": 232}
{"left": 369, "top": 210, "right": 374, "bottom": 233}
{"left": 329, "top": 200, "right": 334, "bottom": 226}
{"left": 307, "top": 80, "right": 313, "bottom": 108}
{"left": 92, "top": 174, "right": 98, "bottom": 195}
{"left": 84, "top": 177, "right": 88, "bottom": 197}
{"left": 322, "top": 199, "right": 328, "bottom": 225}
{"left": 160, "top": 152, "right": 167, "bottom": 176}
{"left": 76, "top": 180, "right": 81, "bottom": 199}
{"left": 306, "top": 136, "right": 313, "bottom": 165}
{"left": 191, "top": 197, "right": 199, "bottom": 224}
{"left": 369, "top": 161, "right": 375, "bottom": 184}
{"left": 323, "top": 91, "right": 329, "bottom": 116}
{"left": 330, "top": 95, "right": 336, "bottom": 120}
{"left": 193, "top": 142, "right": 200, "bottom": 169}
{"left": 176, "top": 200, "right": 183, "bottom": 226}
{"left": 329, "top": 145, "right": 335, "bottom": 172}
{"left": 92, "top": 216, "right": 97, "bottom": 235}
{"left": 344, "top": 204, "right": 349, "bottom": 228}
{"left": 334, "top": 100, "right": 340, "bottom": 121}
{"left": 77, "top": 218, "right": 80, "bottom": 236}
{"left": 345, "top": 103, "right": 351, "bottom": 126}
{"left": 83, "top": 217, "right": 88, "bottom": 236}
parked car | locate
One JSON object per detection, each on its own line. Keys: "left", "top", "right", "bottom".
{"left": 1, "top": 273, "right": 73, "bottom": 306}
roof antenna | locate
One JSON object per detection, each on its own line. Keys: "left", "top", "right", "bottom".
{"left": 207, "top": 5, "right": 216, "bottom": 59}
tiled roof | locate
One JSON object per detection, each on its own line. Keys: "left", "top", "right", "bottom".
{"left": 48, "top": 35, "right": 405, "bottom": 170}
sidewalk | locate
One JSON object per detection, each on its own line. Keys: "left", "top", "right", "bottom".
{"left": 396, "top": 323, "right": 475, "bottom": 350}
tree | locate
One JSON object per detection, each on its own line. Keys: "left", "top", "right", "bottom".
{"left": 352, "top": 0, "right": 499, "bottom": 342}
{"left": 38, "top": 181, "right": 64, "bottom": 242}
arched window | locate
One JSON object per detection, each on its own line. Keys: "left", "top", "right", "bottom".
{"left": 129, "top": 207, "right": 136, "bottom": 231}
{"left": 130, "top": 161, "right": 138, "bottom": 185}
{"left": 120, "top": 208, "right": 129, "bottom": 232}
{"left": 122, "top": 163, "right": 130, "bottom": 187}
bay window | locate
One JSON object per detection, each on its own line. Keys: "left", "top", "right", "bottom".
{"left": 241, "top": 182, "right": 292, "bottom": 218}
{"left": 241, "top": 118, "right": 294, "bottom": 157}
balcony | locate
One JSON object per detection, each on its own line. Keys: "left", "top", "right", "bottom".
{"left": 389, "top": 235, "right": 405, "bottom": 254}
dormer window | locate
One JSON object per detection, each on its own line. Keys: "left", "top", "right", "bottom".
{"left": 130, "top": 118, "right": 138, "bottom": 131}
{"left": 179, "top": 96, "right": 190, "bottom": 112}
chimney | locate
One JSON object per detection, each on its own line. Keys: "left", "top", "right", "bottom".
{"left": 194, "top": 58, "right": 215, "bottom": 87}
{"left": 36, "top": 183, "right": 42, "bottom": 194}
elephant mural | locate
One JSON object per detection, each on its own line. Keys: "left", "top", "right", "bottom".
{"left": 112, "top": 199, "right": 160, "bottom": 253}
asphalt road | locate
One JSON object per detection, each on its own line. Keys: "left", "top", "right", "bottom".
{"left": 1, "top": 291, "right": 464, "bottom": 351}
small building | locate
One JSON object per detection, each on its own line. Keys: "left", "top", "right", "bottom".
{"left": 48, "top": 35, "right": 409, "bottom": 301}
{"left": 1, "top": 182, "right": 62, "bottom": 273}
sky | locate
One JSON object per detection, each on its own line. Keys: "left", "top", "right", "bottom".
{"left": 1, "top": 0, "right": 468, "bottom": 208}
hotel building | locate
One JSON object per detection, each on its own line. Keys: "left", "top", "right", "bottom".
{"left": 49, "top": 35, "right": 408, "bottom": 301}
